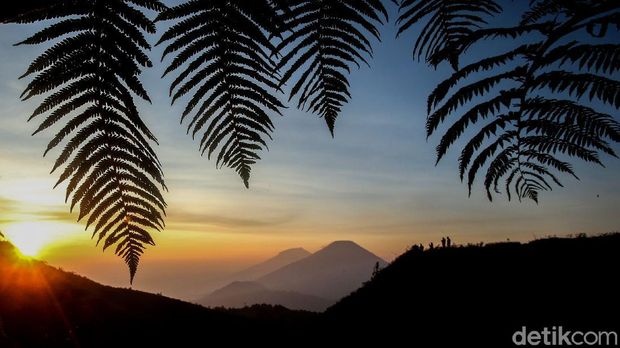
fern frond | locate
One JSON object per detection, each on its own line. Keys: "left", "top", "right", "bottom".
{"left": 276, "top": 0, "right": 388, "bottom": 135}
{"left": 427, "top": 68, "right": 525, "bottom": 137}
{"left": 523, "top": 98, "right": 620, "bottom": 142}
{"left": 2, "top": 1, "right": 88, "bottom": 24}
{"left": 435, "top": 90, "right": 519, "bottom": 163}
{"left": 397, "top": 0, "right": 501, "bottom": 68}
{"left": 530, "top": 71, "right": 620, "bottom": 108}
{"left": 425, "top": 1, "right": 620, "bottom": 202}
{"left": 521, "top": 0, "right": 584, "bottom": 25}
{"left": 427, "top": 44, "right": 536, "bottom": 113}
{"left": 17, "top": 0, "right": 167, "bottom": 282}
{"left": 551, "top": 44, "right": 620, "bottom": 75}
{"left": 158, "top": 0, "right": 283, "bottom": 187}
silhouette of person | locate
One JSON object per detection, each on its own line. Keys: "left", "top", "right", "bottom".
{"left": 429, "top": 242, "right": 434, "bottom": 249}
{"left": 441, "top": 237, "right": 446, "bottom": 248}
{"left": 447, "top": 237, "right": 451, "bottom": 248}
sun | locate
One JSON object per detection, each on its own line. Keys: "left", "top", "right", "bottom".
{"left": 3, "top": 222, "right": 59, "bottom": 257}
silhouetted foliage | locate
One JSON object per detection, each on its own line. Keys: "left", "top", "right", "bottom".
{"left": 7, "top": 0, "right": 168, "bottom": 282}
{"left": 275, "top": 0, "right": 388, "bottom": 135}
{"left": 371, "top": 261, "right": 381, "bottom": 279}
{"left": 396, "top": 0, "right": 502, "bottom": 69}
{"left": 1, "top": 1, "right": 65, "bottom": 24}
{"left": 157, "top": 1, "right": 285, "bottom": 187}
{"left": 398, "top": 0, "right": 620, "bottom": 202}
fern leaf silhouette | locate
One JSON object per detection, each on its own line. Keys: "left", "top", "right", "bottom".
{"left": 425, "top": 0, "right": 620, "bottom": 202}
{"left": 157, "top": 0, "right": 284, "bottom": 188}
{"left": 275, "top": 0, "right": 388, "bottom": 135}
{"left": 12, "top": 0, "right": 168, "bottom": 282}
{"left": 397, "top": 0, "right": 502, "bottom": 69}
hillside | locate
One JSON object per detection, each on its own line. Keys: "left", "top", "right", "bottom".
{"left": 258, "top": 241, "right": 388, "bottom": 299}
{"left": 325, "top": 233, "right": 620, "bottom": 346}
{"left": 0, "top": 241, "right": 315, "bottom": 347}
{"left": 200, "top": 281, "right": 332, "bottom": 312}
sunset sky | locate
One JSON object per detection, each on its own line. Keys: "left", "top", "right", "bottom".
{"left": 1, "top": 1, "right": 619, "bottom": 299}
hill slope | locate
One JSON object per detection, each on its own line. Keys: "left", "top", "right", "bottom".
{"left": 0, "top": 241, "right": 315, "bottom": 347}
{"left": 325, "top": 233, "right": 620, "bottom": 346}
{"left": 258, "top": 241, "right": 388, "bottom": 299}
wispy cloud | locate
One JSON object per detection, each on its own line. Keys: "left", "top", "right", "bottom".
{"left": 0, "top": 195, "right": 76, "bottom": 225}
{"left": 167, "top": 209, "right": 298, "bottom": 232}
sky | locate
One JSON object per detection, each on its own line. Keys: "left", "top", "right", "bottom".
{"left": 0, "top": 1, "right": 619, "bottom": 300}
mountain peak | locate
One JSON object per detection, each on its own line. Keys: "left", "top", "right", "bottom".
{"left": 324, "top": 240, "right": 361, "bottom": 249}
{"left": 314, "top": 240, "right": 378, "bottom": 260}
{"left": 258, "top": 241, "right": 387, "bottom": 300}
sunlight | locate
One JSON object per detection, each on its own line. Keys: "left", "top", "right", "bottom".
{"left": 3, "top": 221, "right": 71, "bottom": 257}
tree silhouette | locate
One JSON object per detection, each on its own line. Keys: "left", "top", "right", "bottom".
{"left": 1, "top": 0, "right": 619, "bottom": 279}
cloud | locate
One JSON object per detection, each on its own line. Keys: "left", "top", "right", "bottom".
{"left": 167, "top": 209, "right": 298, "bottom": 231}
{"left": 0, "top": 197, "right": 16, "bottom": 210}
{"left": 0, "top": 197, "right": 17, "bottom": 224}
{"left": 0, "top": 195, "right": 76, "bottom": 224}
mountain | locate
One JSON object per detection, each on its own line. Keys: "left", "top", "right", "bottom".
{"left": 200, "top": 281, "right": 332, "bottom": 312}
{"left": 198, "top": 241, "right": 386, "bottom": 310}
{"left": 258, "top": 240, "right": 388, "bottom": 300}
{"left": 232, "top": 248, "right": 310, "bottom": 281}
{"left": 325, "top": 233, "right": 620, "bottom": 346}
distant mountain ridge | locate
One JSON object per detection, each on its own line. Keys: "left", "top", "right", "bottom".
{"left": 200, "top": 241, "right": 387, "bottom": 310}
{"left": 258, "top": 241, "right": 388, "bottom": 300}
{"left": 232, "top": 247, "right": 311, "bottom": 281}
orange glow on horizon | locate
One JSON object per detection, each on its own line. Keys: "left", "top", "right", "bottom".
{"left": 3, "top": 221, "right": 81, "bottom": 258}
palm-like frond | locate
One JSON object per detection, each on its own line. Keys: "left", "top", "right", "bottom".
{"left": 157, "top": 0, "right": 283, "bottom": 187}
{"left": 15, "top": 0, "right": 167, "bottom": 282}
{"left": 426, "top": 1, "right": 620, "bottom": 202}
{"left": 275, "top": 0, "right": 388, "bottom": 135}
{"left": 396, "top": 0, "right": 502, "bottom": 69}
